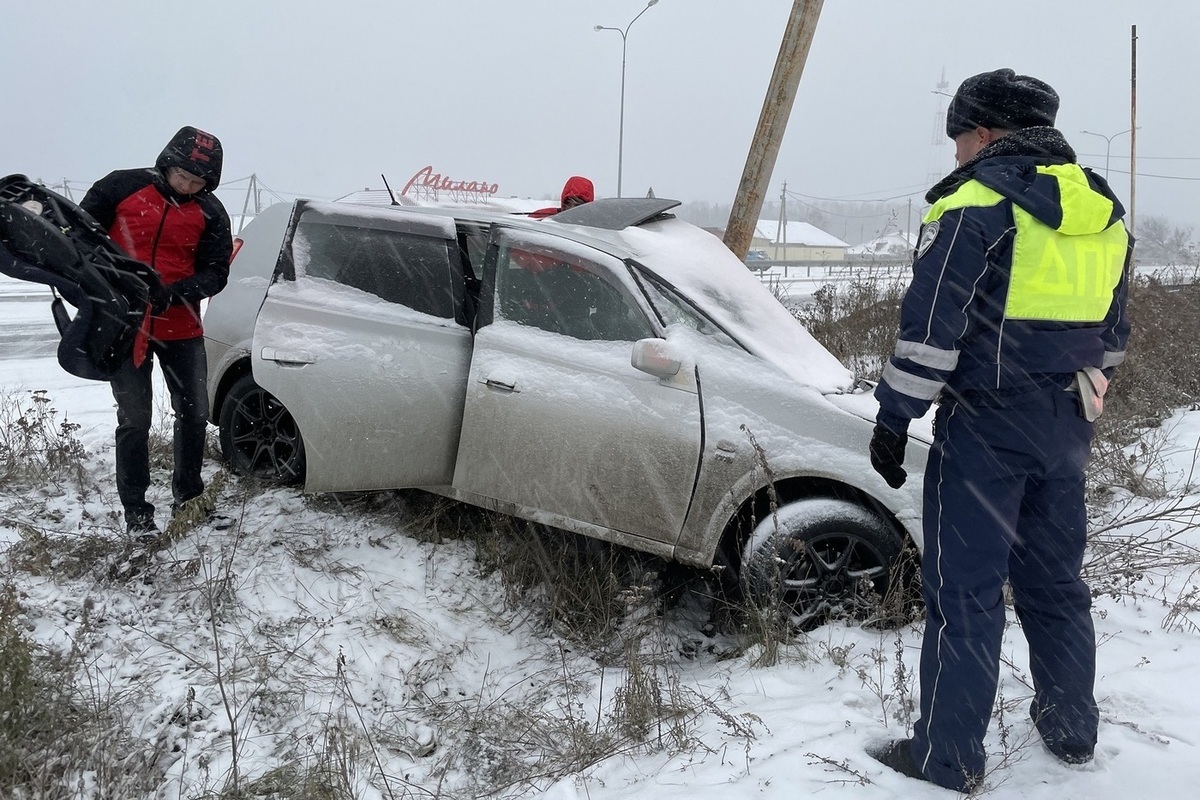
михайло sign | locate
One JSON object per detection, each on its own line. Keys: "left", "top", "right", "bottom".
{"left": 402, "top": 166, "right": 499, "bottom": 203}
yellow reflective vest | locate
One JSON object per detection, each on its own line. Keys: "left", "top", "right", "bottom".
{"left": 877, "top": 153, "right": 1132, "bottom": 420}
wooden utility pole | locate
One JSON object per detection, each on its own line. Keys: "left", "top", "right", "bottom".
{"left": 723, "top": 0, "right": 824, "bottom": 260}
{"left": 776, "top": 181, "right": 787, "bottom": 260}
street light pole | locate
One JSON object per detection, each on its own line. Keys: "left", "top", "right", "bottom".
{"left": 1080, "top": 128, "right": 1133, "bottom": 181}
{"left": 595, "top": 0, "right": 659, "bottom": 198}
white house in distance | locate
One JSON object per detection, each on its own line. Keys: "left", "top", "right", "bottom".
{"left": 752, "top": 219, "right": 850, "bottom": 261}
{"left": 846, "top": 230, "right": 918, "bottom": 258}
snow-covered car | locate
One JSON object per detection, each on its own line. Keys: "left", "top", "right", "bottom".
{"left": 203, "top": 197, "right": 928, "bottom": 625}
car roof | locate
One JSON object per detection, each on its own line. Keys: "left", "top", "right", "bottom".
{"left": 333, "top": 197, "right": 679, "bottom": 257}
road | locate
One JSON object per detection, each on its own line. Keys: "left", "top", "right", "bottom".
{"left": 0, "top": 276, "right": 60, "bottom": 360}
{"left": 0, "top": 275, "right": 117, "bottom": 439}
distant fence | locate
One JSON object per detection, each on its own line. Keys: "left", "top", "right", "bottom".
{"left": 754, "top": 258, "right": 1197, "bottom": 307}
{"left": 753, "top": 258, "right": 910, "bottom": 305}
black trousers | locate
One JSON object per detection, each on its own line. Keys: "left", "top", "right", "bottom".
{"left": 110, "top": 336, "right": 209, "bottom": 521}
{"left": 911, "top": 386, "right": 1098, "bottom": 790}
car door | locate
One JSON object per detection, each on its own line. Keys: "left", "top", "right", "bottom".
{"left": 251, "top": 201, "right": 473, "bottom": 493}
{"left": 453, "top": 226, "right": 702, "bottom": 545}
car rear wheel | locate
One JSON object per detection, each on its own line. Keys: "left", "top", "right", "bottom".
{"left": 739, "top": 497, "right": 905, "bottom": 629}
{"left": 218, "top": 374, "right": 305, "bottom": 484}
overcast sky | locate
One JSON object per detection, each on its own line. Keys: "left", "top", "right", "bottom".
{"left": 4, "top": 0, "right": 1197, "bottom": 232}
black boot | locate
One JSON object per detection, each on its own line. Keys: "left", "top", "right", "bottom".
{"left": 1030, "top": 701, "right": 1095, "bottom": 765}
{"left": 868, "top": 739, "right": 981, "bottom": 792}
{"left": 125, "top": 511, "right": 160, "bottom": 545}
{"left": 867, "top": 739, "right": 932, "bottom": 784}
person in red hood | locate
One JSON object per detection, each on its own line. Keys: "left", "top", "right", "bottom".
{"left": 530, "top": 175, "right": 595, "bottom": 219}
{"left": 81, "top": 126, "right": 232, "bottom": 538}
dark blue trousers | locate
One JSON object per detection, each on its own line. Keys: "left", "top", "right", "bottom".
{"left": 910, "top": 386, "right": 1099, "bottom": 790}
{"left": 110, "top": 336, "right": 210, "bottom": 522}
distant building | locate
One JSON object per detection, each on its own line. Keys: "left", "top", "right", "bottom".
{"left": 847, "top": 230, "right": 918, "bottom": 258}
{"left": 752, "top": 220, "right": 849, "bottom": 261}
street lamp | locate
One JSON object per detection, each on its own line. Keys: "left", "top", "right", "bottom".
{"left": 1080, "top": 128, "right": 1134, "bottom": 180}
{"left": 594, "top": 0, "right": 659, "bottom": 198}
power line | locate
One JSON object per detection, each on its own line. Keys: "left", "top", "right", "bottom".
{"left": 784, "top": 192, "right": 911, "bottom": 219}
{"left": 1079, "top": 152, "right": 1200, "bottom": 162}
{"left": 785, "top": 164, "right": 1200, "bottom": 206}
{"left": 785, "top": 185, "right": 927, "bottom": 204}
{"left": 52, "top": 175, "right": 332, "bottom": 206}
{"left": 1103, "top": 167, "right": 1200, "bottom": 182}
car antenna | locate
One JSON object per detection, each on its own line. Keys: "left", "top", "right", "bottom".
{"left": 380, "top": 173, "right": 400, "bottom": 206}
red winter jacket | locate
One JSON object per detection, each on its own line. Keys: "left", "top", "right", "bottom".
{"left": 531, "top": 175, "right": 596, "bottom": 219}
{"left": 81, "top": 169, "right": 231, "bottom": 341}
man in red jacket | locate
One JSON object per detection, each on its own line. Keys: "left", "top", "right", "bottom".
{"left": 530, "top": 175, "right": 595, "bottom": 219}
{"left": 82, "top": 126, "right": 232, "bottom": 538}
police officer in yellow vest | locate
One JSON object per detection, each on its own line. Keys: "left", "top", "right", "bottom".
{"left": 866, "top": 69, "right": 1132, "bottom": 791}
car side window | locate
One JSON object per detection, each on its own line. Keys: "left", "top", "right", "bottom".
{"left": 496, "top": 241, "right": 652, "bottom": 342}
{"left": 295, "top": 219, "right": 459, "bottom": 319}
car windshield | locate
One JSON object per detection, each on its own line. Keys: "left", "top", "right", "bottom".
{"left": 614, "top": 219, "right": 855, "bottom": 393}
{"left": 634, "top": 268, "right": 741, "bottom": 350}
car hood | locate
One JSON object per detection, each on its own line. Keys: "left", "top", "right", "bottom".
{"left": 824, "top": 381, "right": 935, "bottom": 445}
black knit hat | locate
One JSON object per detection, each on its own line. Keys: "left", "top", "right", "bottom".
{"left": 945, "top": 69, "right": 1059, "bottom": 138}
{"left": 155, "top": 126, "right": 223, "bottom": 190}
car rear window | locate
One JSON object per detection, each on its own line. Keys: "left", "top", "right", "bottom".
{"left": 294, "top": 219, "right": 460, "bottom": 320}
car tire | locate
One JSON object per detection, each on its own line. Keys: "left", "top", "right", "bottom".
{"left": 739, "top": 497, "right": 905, "bottom": 629}
{"left": 218, "top": 374, "right": 306, "bottom": 485}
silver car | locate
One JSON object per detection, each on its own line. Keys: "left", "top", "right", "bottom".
{"left": 203, "top": 197, "right": 928, "bottom": 626}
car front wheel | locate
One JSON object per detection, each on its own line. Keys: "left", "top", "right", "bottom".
{"left": 739, "top": 497, "right": 906, "bottom": 629}
{"left": 218, "top": 374, "right": 306, "bottom": 485}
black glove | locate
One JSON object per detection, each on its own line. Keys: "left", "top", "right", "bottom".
{"left": 148, "top": 283, "right": 172, "bottom": 315}
{"left": 869, "top": 424, "right": 908, "bottom": 489}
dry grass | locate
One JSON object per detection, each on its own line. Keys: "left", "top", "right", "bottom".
{"left": 0, "top": 582, "right": 151, "bottom": 798}
{"left": 0, "top": 389, "right": 90, "bottom": 492}
{"left": 1092, "top": 278, "right": 1200, "bottom": 490}
{"left": 792, "top": 277, "right": 906, "bottom": 381}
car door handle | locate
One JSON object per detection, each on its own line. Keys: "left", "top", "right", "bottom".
{"left": 482, "top": 378, "right": 518, "bottom": 394}
{"left": 260, "top": 347, "right": 315, "bottom": 366}
{"left": 714, "top": 440, "right": 739, "bottom": 463}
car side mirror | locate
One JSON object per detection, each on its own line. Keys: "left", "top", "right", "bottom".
{"left": 631, "top": 338, "right": 681, "bottom": 378}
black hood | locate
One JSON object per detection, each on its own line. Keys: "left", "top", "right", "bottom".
{"left": 926, "top": 127, "right": 1125, "bottom": 233}
{"left": 926, "top": 126, "right": 1075, "bottom": 204}
{"left": 156, "top": 126, "right": 223, "bottom": 191}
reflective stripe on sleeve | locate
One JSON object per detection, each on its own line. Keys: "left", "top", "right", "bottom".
{"left": 1102, "top": 349, "right": 1125, "bottom": 369}
{"left": 896, "top": 339, "right": 960, "bottom": 370}
{"left": 882, "top": 362, "right": 945, "bottom": 401}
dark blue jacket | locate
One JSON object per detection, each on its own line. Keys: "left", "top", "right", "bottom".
{"left": 876, "top": 128, "right": 1133, "bottom": 427}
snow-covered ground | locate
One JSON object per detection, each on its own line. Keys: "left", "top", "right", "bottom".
{"left": 2, "top": 280, "right": 1200, "bottom": 798}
